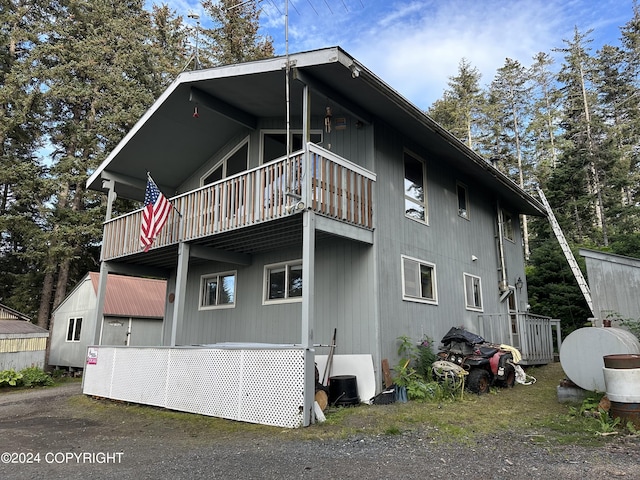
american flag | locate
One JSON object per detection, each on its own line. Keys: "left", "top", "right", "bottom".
{"left": 140, "top": 176, "right": 172, "bottom": 252}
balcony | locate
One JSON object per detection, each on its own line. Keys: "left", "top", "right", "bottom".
{"left": 101, "top": 144, "right": 376, "bottom": 263}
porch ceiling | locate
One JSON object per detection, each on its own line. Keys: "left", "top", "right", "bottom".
{"left": 108, "top": 215, "right": 306, "bottom": 271}
{"left": 88, "top": 46, "right": 543, "bottom": 216}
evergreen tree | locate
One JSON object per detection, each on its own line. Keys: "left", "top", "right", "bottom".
{"left": 525, "top": 237, "right": 592, "bottom": 338}
{"left": 427, "top": 58, "right": 484, "bottom": 149}
{"left": 0, "top": 1, "right": 50, "bottom": 318}
{"left": 201, "top": 0, "right": 274, "bottom": 66}
{"left": 31, "top": 0, "right": 167, "bottom": 327}
{"left": 528, "top": 52, "right": 563, "bottom": 186}
{"left": 550, "top": 28, "right": 608, "bottom": 246}
{"left": 483, "top": 58, "right": 533, "bottom": 257}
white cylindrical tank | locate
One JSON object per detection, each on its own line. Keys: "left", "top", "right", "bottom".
{"left": 559, "top": 327, "right": 640, "bottom": 392}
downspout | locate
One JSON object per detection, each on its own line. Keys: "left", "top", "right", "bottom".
{"left": 496, "top": 200, "right": 509, "bottom": 294}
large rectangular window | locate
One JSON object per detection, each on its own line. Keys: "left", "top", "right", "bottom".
{"left": 264, "top": 260, "right": 303, "bottom": 304}
{"left": 402, "top": 255, "right": 437, "bottom": 304}
{"left": 66, "top": 318, "right": 82, "bottom": 342}
{"left": 404, "top": 151, "right": 427, "bottom": 223}
{"left": 199, "top": 271, "right": 236, "bottom": 310}
{"left": 464, "top": 273, "right": 483, "bottom": 311}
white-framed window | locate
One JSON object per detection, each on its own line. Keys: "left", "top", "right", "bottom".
{"left": 260, "top": 130, "right": 323, "bottom": 164}
{"left": 464, "top": 273, "right": 483, "bottom": 311}
{"left": 502, "top": 210, "right": 514, "bottom": 242}
{"left": 457, "top": 182, "right": 469, "bottom": 219}
{"left": 201, "top": 137, "right": 249, "bottom": 186}
{"left": 66, "top": 317, "right": 82, "bottom": 342}
{"left": 263, "top": 260, "right": 303, "bottom": 304}
{"left": 402, "top": 255, "right": 437, "bottom": 304}
{"left": 199, "top": 271, "right": 237, "bottom": 310}
{"left": 404, "top": 150, "right": 428, "bottom": 223}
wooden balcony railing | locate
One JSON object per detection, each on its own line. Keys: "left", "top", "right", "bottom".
{"left": 477, "top": 312, "right": 556, "bottom": 365}
{"left": 101, "top": 144, "right": 376, "bottom": 260}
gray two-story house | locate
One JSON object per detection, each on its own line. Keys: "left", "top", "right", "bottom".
{"left": 84, "top": 47, "right": 549, "bottom": 426}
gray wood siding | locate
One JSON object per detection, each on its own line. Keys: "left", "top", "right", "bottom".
{"left": 372, "top": 121, "right": 526, "bottom": 364}
{"left": 163, "top": 235, "right": 376, "bottom": 356}
{"left": 158, "top": 108, "right": 527, "bottom": 378}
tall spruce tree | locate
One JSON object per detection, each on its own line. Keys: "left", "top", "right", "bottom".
{"left": 31, "top": 0, "right": 167, "bottom": 327}
{"left": 550, "top": 27, "right": 608, "bottom": 245}
{"left": 201, "top": 0, "right": 274, "bottom": 66}
{"left": 0, "top": 1, "right": 50, "bottom": 318}
{"left": 428, "top": 58, "right": 484, "bottom": 149}
{"left": 528, "top": 52, "right": 563, "bottom": 185}
{"left": 484, "top": 58, "right": 533, "bottom": 257}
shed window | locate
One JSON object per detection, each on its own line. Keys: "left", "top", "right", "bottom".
{"left": 264, "top": 260, "right": 303, "bottom": 304}
{"left": 402, "top": 255, "right": 437, "bottom": 304}
{"left": 66, "top": 317, "right": 82, "bottom": 342}
{"left": 464, "top": 273, "right": 483, "bottom": 311}
{"left": 404, "top": 151, "right": 427, "bottom": 223}
{"left": 199, "top": 272, "right": 236, "bottom": 310}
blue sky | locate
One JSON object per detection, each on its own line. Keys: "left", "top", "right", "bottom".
{"left": 166, "top": 0, "right": 636, "bottom": 109}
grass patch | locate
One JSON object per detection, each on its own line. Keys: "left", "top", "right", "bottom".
{"left": 62, "top": 362, "right": 630, "bottom": 446}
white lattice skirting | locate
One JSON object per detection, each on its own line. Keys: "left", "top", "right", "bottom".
{"left": 82, "top": 345, "right": 308, "bottom": 428}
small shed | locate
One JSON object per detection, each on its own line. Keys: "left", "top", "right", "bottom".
{"left": 0, "top": 304, "right": 49, "bottom": 371}
{"left": 580, "top": 248, "right": 640, "bottom": 324}
{"left": 48, "top": 273, "right": 167, "bottom": 370}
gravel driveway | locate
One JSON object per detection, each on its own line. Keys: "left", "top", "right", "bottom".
{"left": 1, "top": 383, "right": 639, "bottom": 479}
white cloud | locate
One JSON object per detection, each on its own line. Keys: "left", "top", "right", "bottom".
{"left": 153, "top": 0, "right": 636, "bottom": 108}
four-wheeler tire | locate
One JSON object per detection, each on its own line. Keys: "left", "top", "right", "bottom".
{"left": 499, "top": 363, "right": 516, "bottom": 388}
{"left": 466, "top": 368, "right": 491, "bottom": 394}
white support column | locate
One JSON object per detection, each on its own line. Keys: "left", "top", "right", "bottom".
{"left": 170, "top": 242, "right": 190, "bottom": 346}
{"left": 93, "top": 261, "right": 110, "bottom": 345}
{"left": 301, "top": 210, "right": 316, "bottom": 426}
{"left": 102, "top": 179, "right": 117, "bottom": 221}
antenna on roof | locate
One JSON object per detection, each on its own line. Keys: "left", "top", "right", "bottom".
{"left": 285, "top": 0, "right": 291, "bottom": 160}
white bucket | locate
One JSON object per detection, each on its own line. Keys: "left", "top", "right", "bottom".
{"left": 603, "top": 367, "right": 640, "bottom": 403}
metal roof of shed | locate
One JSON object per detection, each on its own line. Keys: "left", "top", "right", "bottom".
{"left": 88, "top": 273, "right": 167, "bottom": 319}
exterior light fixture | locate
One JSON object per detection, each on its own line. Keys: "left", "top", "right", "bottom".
{"left": 515, "top": 277, "right": 523, "bottom": 291}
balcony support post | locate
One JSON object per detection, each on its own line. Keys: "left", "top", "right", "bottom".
{"left": 301, "top": 210, "right": 316, "bottom": 425}
{"left": 92, "top": 261, "right": 111, "bottom": 345}
{"left": 170, "top": 241, "right": 190, "bottom": 346}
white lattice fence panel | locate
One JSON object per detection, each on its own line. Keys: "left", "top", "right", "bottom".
{"left": 82, "top": 347, "right": 115, "bottom": 397}
{"left": 165, "top": 348, "right": 244, "bottom": 419}
{"left": 238, "top": 349, "right": 305, "bottom": 428}
{"left": 82, "top": 346, "right": 308, "bottom": 428}
{"left": 109, "top": 348, "right": 169, "bottom": 407}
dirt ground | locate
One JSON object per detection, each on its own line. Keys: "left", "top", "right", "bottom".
{"left": 1, "top": 382, "right": 640, "bottom": 480}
